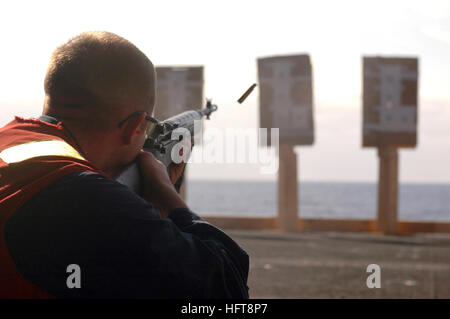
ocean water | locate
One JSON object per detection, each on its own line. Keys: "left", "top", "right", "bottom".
{"left": 186, "top": 180, "right": 450, "bottom": 221}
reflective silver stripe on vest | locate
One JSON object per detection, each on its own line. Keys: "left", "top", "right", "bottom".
{"left": 0, "top": 140, "right": 85, "bottom": 164}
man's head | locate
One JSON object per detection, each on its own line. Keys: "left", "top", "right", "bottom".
{"left": 43, "top": 31, "right": 156, "bottom": 176}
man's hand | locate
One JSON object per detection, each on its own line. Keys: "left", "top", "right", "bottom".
{"left": 169, "top": 137, "right": 192, "bottom": 191}
{"left": 168, "top": 137, "right": 191, "bottom": 185}
{"left": 138, "top": 151, "right": 187, "bottom": 218}
{"left": 168, "top": 161, "right": 186, "bottom": 185}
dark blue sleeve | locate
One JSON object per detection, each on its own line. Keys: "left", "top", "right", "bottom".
{"left": 5, "top": 171, "right": 249, "bottom": 298}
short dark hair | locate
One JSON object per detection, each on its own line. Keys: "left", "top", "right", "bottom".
{"left": 44, "top": 31, "right": 155, "bottom": 114}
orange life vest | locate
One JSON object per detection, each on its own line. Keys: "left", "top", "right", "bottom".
{"left": 0, "top": 116, "right": 104, "bottom": 298}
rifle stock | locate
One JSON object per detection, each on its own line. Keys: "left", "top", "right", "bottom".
{"left": 116, "top": 100, "right": 218, "bottom": 194}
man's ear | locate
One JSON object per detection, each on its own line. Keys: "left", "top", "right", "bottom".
{"left": 120, "top": 112, "right": 147, "bottom": 145}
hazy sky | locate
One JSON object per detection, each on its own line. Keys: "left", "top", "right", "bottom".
{"left": 1, "top": 0, "right": 449, "bottom": 183}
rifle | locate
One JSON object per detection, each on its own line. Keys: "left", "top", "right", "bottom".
{"left": 116, "top": 99, "right": 218, "bottom": 194}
